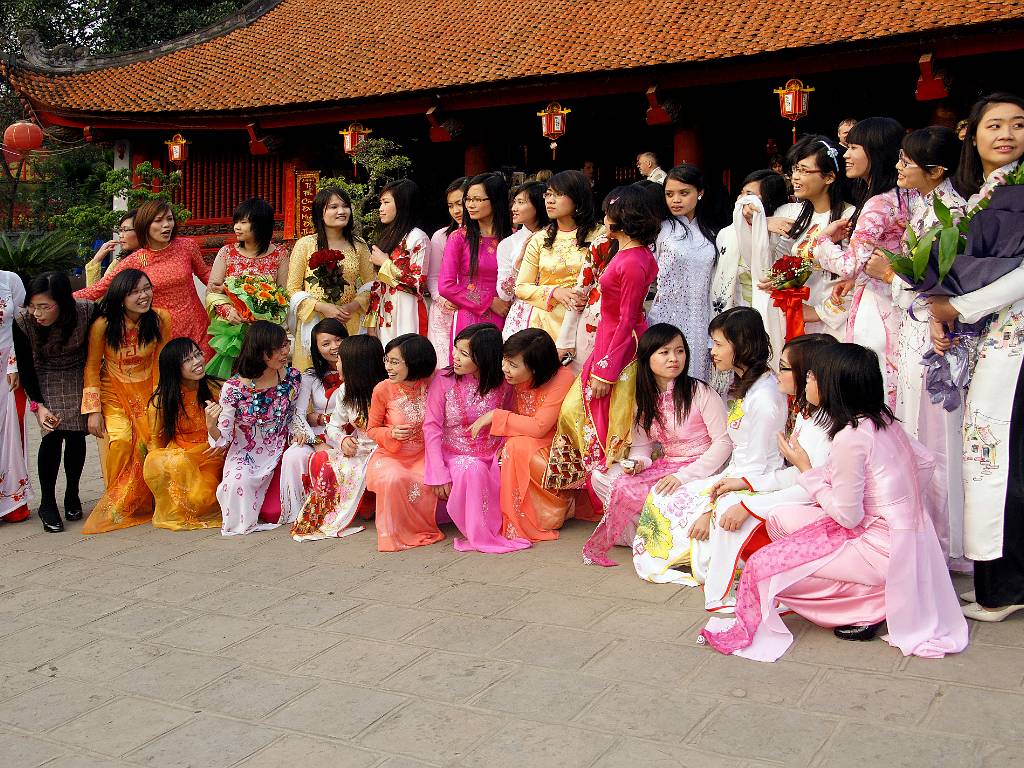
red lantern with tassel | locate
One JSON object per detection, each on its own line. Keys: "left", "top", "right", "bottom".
{"left": 165, "top": 133, "right": 189, "bottom": 165}
{"left": 339, "top": 122, "right": 371, "bottom": 173}
{"left": 773, "top": 79, "right": 814, "bottom": 144}
{"left": 538, "top": 102, "right": 570, "bottom": 160}
{"left": 3, "top": 121, "right": 44, "bottom": 164}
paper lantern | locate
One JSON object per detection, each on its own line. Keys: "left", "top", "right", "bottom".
{"left": 773, "top": 79, "right": 815, "bottom": 144}
{"left": 538, "top": 102, "right": 571, "bottom": 160}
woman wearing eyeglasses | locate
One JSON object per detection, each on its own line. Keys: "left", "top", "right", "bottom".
{"left": 85, "top": 210, "right": 138, "bottom": 286}
{"left": 809, "top": 118, "right": 920, "bottom": 409}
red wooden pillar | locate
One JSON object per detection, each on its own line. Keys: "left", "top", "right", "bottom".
{"left": 673, "top": 127, "right": 701, "bottom": 168}
{"left": 464, "top": 144, "right": 488, "bottom": 176}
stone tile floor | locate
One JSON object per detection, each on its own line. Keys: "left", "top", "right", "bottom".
{"left": 1, "top": 434, "right": 1022, "bottom": 767}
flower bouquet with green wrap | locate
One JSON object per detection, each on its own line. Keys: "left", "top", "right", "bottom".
{"left": 206, "top": 275, "right": 289, "bottom": 378}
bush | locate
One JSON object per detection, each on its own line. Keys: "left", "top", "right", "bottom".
{"left": 0, "top": 230, "right": 81, "bottom": 282}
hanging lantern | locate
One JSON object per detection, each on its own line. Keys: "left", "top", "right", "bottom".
{"left": 339, "top": 122, "right": 372, "bottom": 173}
{"left": 537, "top": 102, "right": 571, "bottom": 160}
{"left": 2, "top": 121, "right": 44, "bottom": 164}
{"left": 165, "top": 133, "right": 189, "bottom": 165}
{"left": 773, "top": 79, "right": 814, "bottom": 144}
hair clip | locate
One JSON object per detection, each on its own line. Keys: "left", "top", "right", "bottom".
{"left": 818, "top": 140, "right": 841, "bottom": 172}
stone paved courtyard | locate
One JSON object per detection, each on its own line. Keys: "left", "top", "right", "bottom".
{"left": 2, "top": 435, "right": 1023, "bottom": 768}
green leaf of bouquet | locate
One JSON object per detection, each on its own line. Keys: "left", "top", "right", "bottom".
{"left": 937, "top": 226, "right": 960, "bottom": 283}
{"left": 914, "top": 226, "right": 940, "bottom": 281}
{"left": 933, "top": 196, "right": 953, "bottom": 228}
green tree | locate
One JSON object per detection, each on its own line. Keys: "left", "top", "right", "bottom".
{"left": 319, "top": 138, "right": 413, "bottom": 237}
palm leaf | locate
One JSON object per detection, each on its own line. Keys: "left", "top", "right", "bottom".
{"left": 0, "top": 231, "right": 81, "bottom": 282}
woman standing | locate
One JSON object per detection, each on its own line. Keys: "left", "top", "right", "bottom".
{"left": 365, "top": 333, "right": 442, "bottom": 551}
{"left": 427, "top": 177, "right": 467, "bottom": 368}
{"left": 865, "top": 127, "right": 966, "bottom": 563}
{"left": 279, "top": 318, "right": 346, "bottom": 524}
{"left": 648, "top": 165, "right": 719, "bottom": 380}
{"left": 208, "top": 321, "right": 304, "bottom": 536}
{"left": 16, "top": 273, "right": 94, "bottom": 532}
{"left": 144, "top": 339, "right": 223, "bottom": 531}
{"left": 545, "top": 186, "right": 660, "bottom": 497}
{"left": 439, "top": 173, "right": 512, "bottom": 352}
{"left": 288, "top": 187, "right": 374, "bottom": 369}
{"left": 929, "top": 93, "right": 1024, "bottom": 622}
{"left": 700, "top": 344, "right": 968, "bottom": 661}
{"left": 514, "top": 170, "right": 598, "bottom": 342}
{"left": 85, "top": 210, "right": 138, "bottom": 286}
{"left": 0, "top": 270, "right": 29, "bottom": 526}
{"left": 811, "top": 118, "right": 917, "bottom": 408}
{"left": 291, "top": 335, "right": 387, "bottom": 542}
{"left": 364, "top": 180, "right": 431, "bottom": 344}
{"left": 76, "top": 199, "right": 212, "bottom": 358}
{"left": 499, "top": 181, "right": 549, "bottom": 340}
{"left": 81, "top": 269, "right": 170, "bottom": 534}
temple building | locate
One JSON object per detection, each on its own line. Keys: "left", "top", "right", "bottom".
{"left": 3, "top": 0, "right": 1023, "bottom": 245}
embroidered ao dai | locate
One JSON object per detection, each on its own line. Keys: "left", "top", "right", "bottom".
{"left": 555, "top": 234, "right": 613, "bottom": 372}
{"left": 424, "top": 374, "right": 531, "bottom": 554}
{"left": 439, "top": 228, "right": 505, "bottom": 351}
{"left": 0, "top": 271, "right": 30, "bottom": 520}
{"left": 701, "top": 420, "right": 968, "bottom": 663}
{"left": 633, "top": 372, "right": 787, "bottom": 610}
{"left": 143, "top": 382, "right": 224, "bottom": 531}
{"left": 278, "top": 371, "right": 339, "bottom": 524}
{"left": 427, "top": 227, "right": 456, "bottom": 367}
{"left": 956, "top": 162, "right": 1024, "bottom": 608}
{"left": 365, "top": 379, "right": 442, "bottom": 551}
{"left": 364, "top": 228, "right": 431, "bottom": 346}
{"left": 490, "top": 367, "right": 575, "bottom": 542}
{"left": 891, "top": 179, "right": 968, "bottom": 563}
{"left": 811, "top": 189, "right": 919, "bottom": 408}
{"left": 287, "top": 234, "right": 374, "bottom": 370}
{"left": 81, "top": 309, "right": 172, "bottom": 534}
{"left": 75, "top": 237, "right": 213, "bottom": 359}
{"left": 514, "top": 228, "right": 596, "bottom": 341}
{"left": 648, "top": 219, "right": 718, "bottom": 380}
{"left": 545, "top": 245, "right": 658, "bottom": 494}
{"left": 212, "top": 367, "right": 302, "bottom": 535}
{"left": 291, "top": 384, "right": 376, "bottom": 541}
{"left": 585, "top": 381, "right": 732, "bottom": 567}
{"left": 497, "top": 226, "right": 536, "bottom": 341}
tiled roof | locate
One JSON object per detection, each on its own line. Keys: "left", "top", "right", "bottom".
{"left": 5, "top": 0, "right": 1024, "bottom": 114}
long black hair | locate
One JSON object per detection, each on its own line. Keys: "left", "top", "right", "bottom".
{"left": 845, "top": 117, "right": 905, "bottom": 228}
{"left": 308, "top": 317, "right": 348, "bottom": 383}
{"left": 512, "top": 181, "right": 550, "bottom": 230}
{"left": 664, "top": 164, "right": 718, "bottom": 244}
{"left": 781, "top": 333, "right": 838, "bottom": 414}
{"left": 25, "top": 271, "right": 78, "bottom": 343}
{"left": 233, "top": 197, "right": 275, "bottom": 254}
{"left": 100, "top": 268, "right": 162, "bottom": 351}
{"left": 444, "top": 176, "right": 468, "bottom": 236}
{"left": 312, "top": 186, "right": 355, "bottom": 250}
{"left": 502, "top": 328, "right": 559, "bottom": 389}
{"left": 339, "top": 335, "right": 387, "bottom": 424}
{"left": 464, "top": 172, "right": 511, "bottom": 278}
{"left": 741, "top": 169, "right": 789, "bottom": 215}
{"left": 811, "top": 343, "right": 894, "bottom": 439}
{"left": 786, "top": 134, "right": 850, "bottom": 239}
{"left": 953, "top": 92, "right": 1024, "bottom": 197}
{"left": 375, "top": 179, "right": 421, "bottom": 255}
{"left": 150, "top": 337, "right": 215, "bottom": 444}
{"left": 234, "top": 320, "right": 288, "bottom": 379}
{"left": 709, "top": 306, "right": 770, "bottom": 400}
{"left": 542, "top": 170, "right": 597, "bottom": 249}
{"left": 450, "top": 322, "right": 504, "bottom": 396}
{"left": 634, "top": 323, "right": 700, "bottom": 433}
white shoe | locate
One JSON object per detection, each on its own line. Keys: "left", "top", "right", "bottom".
{"left": 960, "top": 589, "right": 976, "bottom": 603}
{"left": 962, "top": 602, "right": 1024, "bottom": 622}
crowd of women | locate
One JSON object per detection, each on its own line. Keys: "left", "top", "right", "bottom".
{"left": 1, "top": 92, "right": 1022, "bottom": 662}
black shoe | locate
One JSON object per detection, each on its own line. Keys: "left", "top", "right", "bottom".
{"left": 38, "top": 506, "right": 64, "bottom": 533}
{"left": 64, "top": 508, "right": 83, "bottom": 522}
{"left": 833, "top": 622, "right": 883, "bottom": 641}
{"left": 64, "top": 495, "right": 83, "bottom": 521}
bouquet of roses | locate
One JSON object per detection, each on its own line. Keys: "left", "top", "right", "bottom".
{"left": 206, "top": 275, "right": 289, "bottom": 378}
{"left": 764, "top": 254, "right": 815, "bottom": 342}
{"left": 306, "top": 249, "right": 349, "bottom": 304}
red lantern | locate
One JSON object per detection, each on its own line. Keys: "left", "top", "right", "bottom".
{"left": 538, "top": 102, "right": 571, "bottom": 160}
{"left": 165, "top": 133, "right": 189, "bottom": 165}
{"left": 2, "top": 121, "right": 44, "bottom": 164}
{"left": 339, "top": 122, "right": 371, "bottom": 172}
{"left": 773, "top": 79, "right": 814, "bottom": 144}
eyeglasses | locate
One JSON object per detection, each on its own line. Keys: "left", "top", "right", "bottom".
{"left": 127, "top": 285, "right": 153, "bottom": 297}
{"left": 543, "top": 191, "right": 567, "bottom": 201}
{"left": 183, "top": 349, "right": 204, "bottom": 364}
{"left": 384, "top": 356, "right": 405, "bottom": 366}
{"left": 28, "top": 302, "right": 55, "bottom": 313}
{"left": 463, "top": 196, "right": 490, "bottom": 205}
{"left": 779, "top": 364, "right": 793, "bottom": 372}
{"left": 897, "top": 151, "right": 944, "bottom": 171}
{"left": 114, "top": 226, "right": 134, "bottom": 234}
{"left": 791, "top": 166, "right": 824, "bottom": 177}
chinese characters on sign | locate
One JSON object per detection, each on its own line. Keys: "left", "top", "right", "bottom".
{"left": 295, "top": 171, "right": 320, "bottom": 237}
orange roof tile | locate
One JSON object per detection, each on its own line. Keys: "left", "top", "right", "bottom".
{"left": 5, "top": 0, "right": 1024, "bottom": 115}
